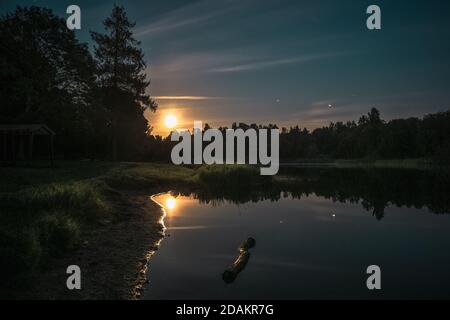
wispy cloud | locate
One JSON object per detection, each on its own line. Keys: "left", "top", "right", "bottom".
{"left": 154, "top": 96, "right": 227, "bottom": 100}
{"left": 149, "top": 52, "right": 238, "bottom": 78}
{"left": 135, "top": 0, "right": 236, "bottom": 38}
{"left": 208, "top": 52, "right": 348, "bottom": 73}
{"left": 150, "top": 51, "right": 348, "bottom": 80}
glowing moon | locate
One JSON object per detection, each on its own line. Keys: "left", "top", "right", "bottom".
{"left": 164, "top": 115, "right": 177, "bottom": 129}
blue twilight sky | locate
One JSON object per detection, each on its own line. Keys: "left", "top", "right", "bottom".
{"left": 1, "top": 0, "right": 450, "bottom": 135}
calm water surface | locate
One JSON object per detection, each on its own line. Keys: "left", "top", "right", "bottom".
{"left": 144, "top": 168, "right": 450, "bottom": 299}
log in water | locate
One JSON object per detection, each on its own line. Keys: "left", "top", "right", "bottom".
{"left": 222, "top": 237, "right": 256, "bottom": 283}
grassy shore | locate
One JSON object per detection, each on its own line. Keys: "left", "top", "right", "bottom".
{"left": 0, "top": 161, "right": 263, "bottom": 299}
{"left": 0, "top": 159, "right": 444, "bottom": 299}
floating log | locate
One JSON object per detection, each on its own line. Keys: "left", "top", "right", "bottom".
{"left": 239, "top": 237, "right": 255, "bottom": 252}
{"left": 222, "top": 237, "right": 256, "bottom": 284}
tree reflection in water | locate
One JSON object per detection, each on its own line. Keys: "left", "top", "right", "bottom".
{"left": 176, "top": 167, "right": 450, "bottom": 221}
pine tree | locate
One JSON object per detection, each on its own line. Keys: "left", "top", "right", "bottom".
{"left": 91, "top": 5, "right": 157, "bottom": 160}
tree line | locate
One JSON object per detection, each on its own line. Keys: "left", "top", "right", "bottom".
{"left": 279, "top": 108, "right": 450, "bottom": 161}
{"left": 1, "top": 5, "right": 156, "bottom": 160}
{"left": 144, "top": 108, "right": 450, "bottom": 162}
{"left": 1, "top": 6, "right": 449, "bottom": 162}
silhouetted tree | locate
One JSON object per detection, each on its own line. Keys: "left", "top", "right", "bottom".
{"left": 91, "top": 5, "right": 157, "bottom": 160}
{"left": 143, "top": 108, "right": 450, "bottom": 162}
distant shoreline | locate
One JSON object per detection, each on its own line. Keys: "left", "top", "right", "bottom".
{"left": 279, "top": 158, "right": 443, "bottom": 169}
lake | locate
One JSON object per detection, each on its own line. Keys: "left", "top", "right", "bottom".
{"left": 144, "top": 167, "right": 450, "bottom": 299}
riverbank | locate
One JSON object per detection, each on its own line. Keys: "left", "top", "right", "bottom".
{"left": 0, "top": 160, "right": 445, "bottom": 299}
{"left": 25, "top": 191, "right": 165, "bottom": 299}
{"left": 0, "top": 161, "right": 262, "bottom": 299}
{"left": 280, "top": 158, "right": 438, "bottom": 169}
{"left": 0, "top": 162, "right": 194, "bottom": 299}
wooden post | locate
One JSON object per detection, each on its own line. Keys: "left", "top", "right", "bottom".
{"left": 50, "top": 134, "right": 54, "bottom": 167}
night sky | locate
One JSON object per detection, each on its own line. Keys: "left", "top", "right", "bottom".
{"left": 1, "top": 0, "right": 450, "bottom": 135}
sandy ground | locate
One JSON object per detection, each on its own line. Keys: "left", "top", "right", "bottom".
{"left": 24, "top": 190, "right": 165, "bottom": 300}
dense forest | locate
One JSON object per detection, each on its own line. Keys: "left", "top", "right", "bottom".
{"left": 0, "top": 5, "right": 156, "bottom": 160}
{"left": 145, "top": 108, "right": 450, "bottom": 162}
{"left": 278, "top": 108, "right": 450, "bottom": 161}
{"left": 1, "top": 6, "right": 450, "bottom": 163}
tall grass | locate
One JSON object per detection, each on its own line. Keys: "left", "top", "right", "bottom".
{"left": 197, "top": 165, "right": 270, "bottom": 188}
{"left": 104, "top": 163, "right": 196, "bottom": 190}
{"left": 0, "top": 179, "right": 111, "bottom": 292}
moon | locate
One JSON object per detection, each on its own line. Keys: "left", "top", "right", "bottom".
{"left": 164, "top": 115, "right": 177, "bottom": 129}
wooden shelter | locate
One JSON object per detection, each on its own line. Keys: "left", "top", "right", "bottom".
{"left": 0, "top": 124, "right": 55, "bottom": 166}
